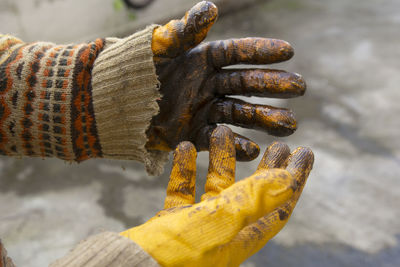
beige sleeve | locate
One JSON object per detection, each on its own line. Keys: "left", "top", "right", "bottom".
{"left": 50, "top": 231, "right": 160, "bottom": 267}
{"left": 91, "top": 25, "right": 169, "bottom": 176}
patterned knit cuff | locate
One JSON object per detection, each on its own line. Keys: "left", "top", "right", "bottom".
{"left": 0, "top": 34, "right": 106, "bottom": 161}
{"left": 92, "top": 25, "right": 169, "bottom": 176}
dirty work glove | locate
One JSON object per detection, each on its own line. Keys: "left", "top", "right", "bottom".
{"left": 121, "top": 126, "right": 314, "bottom": 266}
{"left": 147, "top": 1, "right": 307, "bottom": 161}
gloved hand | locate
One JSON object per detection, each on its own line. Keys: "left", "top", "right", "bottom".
{"left": 122, "top": 126, "right": 314, "bottom": 266}
{"left": 146, "top": 1, "right": 306, "bottom": 161}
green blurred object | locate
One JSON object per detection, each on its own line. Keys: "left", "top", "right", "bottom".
{"left": 113, "top": 0, "right": 124, "bottom": 11}
{"left": 128, "top": 13, "right": 137, "bottom": 20}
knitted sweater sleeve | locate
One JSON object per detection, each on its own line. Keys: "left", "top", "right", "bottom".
{"left": 49, "top": 232, "right": 160, "bottom": 267}
{"left": 0, "top": 26, "right": 169, "bottom": 175}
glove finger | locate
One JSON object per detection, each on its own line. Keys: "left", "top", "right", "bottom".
{"left": 152, "top": 1, "right": 218, "bottom": 58}
{"left": 233, "top": 133, "right": 260, "bottom": 161}
{"left": 255, "top": 147, "right": 314, "bottom": 233}
{"left": 219, "top": 198, "right": 297, "bottom": 265}
{"left": 285, "top": 147, "right": 314, "bottom": 193}
{"left": 213, "top": 69, "right": 306, "bottom": 98}
{"left": 194, "top": 125, "right": 259, "bottom": 161}
{"left": 221, "top": 147, "right": 314, "bottom": 260}
{"left": 164, "top": 141, "right": 197, "bottom": 209}
{"left": 208, "top": 97, "right": 297, "bottom": 137}
{"left": 201, "top": 126, "right": 236, "bottom": 201}
{"left": 197, "top": 38, "right": 293, "bottom": 68}
{"left": 256, "top": 141, "right": 290, "bottom": 171}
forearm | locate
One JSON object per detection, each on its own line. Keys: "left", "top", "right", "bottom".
{"left": 49, "top": 232, "right": 160, "bottom": 267}
{"left": 0, "top": 34, "right": 104, "bottom": 160}
{"left": 1, "top": 231, "right": 159, "bottom": 267}
{"left": 0, "top": 28, "right": 168, "bottom": 175}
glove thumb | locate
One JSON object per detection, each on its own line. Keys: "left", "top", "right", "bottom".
{"left": 152, "top": 1, "right": 218, "bottom": 57}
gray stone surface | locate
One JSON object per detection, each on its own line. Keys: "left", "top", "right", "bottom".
{"left": 1, "top": 0, "right": 400, "bottom": 266}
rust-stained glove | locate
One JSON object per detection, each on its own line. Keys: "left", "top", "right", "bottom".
{"left": 146, "top": 1, "right": 307, "bottom": 161}
{"left": 122, "top": 126, "right": 314, "bottom": 266}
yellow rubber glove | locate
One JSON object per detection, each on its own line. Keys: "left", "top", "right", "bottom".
{"left": 121, "top": 126, "right": 314, "bottom": 267}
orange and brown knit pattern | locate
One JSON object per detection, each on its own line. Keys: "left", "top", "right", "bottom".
{"left": 0, "top": 34, "right": 105, "bottom": 161}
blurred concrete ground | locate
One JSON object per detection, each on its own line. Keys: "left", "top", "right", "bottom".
{"left": 1, "top": 0, "right": 400, "bottom": 266}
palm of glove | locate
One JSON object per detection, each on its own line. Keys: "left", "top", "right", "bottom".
{"left": 122, "top": 126, "right": 314, "bottom": 267}
{"left": 146, "top": 1, "right": 306, "bottom": 161}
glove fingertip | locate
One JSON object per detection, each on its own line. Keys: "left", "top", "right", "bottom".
{"left": 257, "top": 141, "right": 290, "bottom": 170}
{"left": 176, "top": 141, "right": 197, "bottom": 153}
{"left": 211, "top": 125, "right": 234, "bottom": 140}
{"left": 285, "top": 147, "right": 314, "bottom": 187}
{"left": 174, "top": 141, "right": 197, "bottom": 164}
{"left": 186, "top": 1, "right": 218, "bottom": 30}
{"left": 234, "top": 135, "right": 260, "bottom": 162}
{"left": 183, "top": 1, "right": 218, "bottom": 48}
{"left": 287, "top": 147, "right": 314, "bottom": 170}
